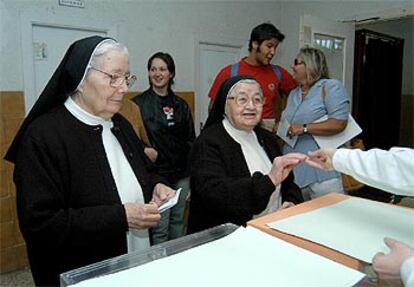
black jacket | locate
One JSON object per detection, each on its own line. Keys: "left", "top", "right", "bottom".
{"left": 13, "top": 105, "right": 165, "bottom": 286}
{"left": 132, "top": 89, "right": 195, "bottom": 183}
{"left": 187, "top": 122, "right": 303, "bottom": 233}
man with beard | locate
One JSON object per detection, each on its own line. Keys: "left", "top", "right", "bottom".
{"left": 207, "top": 22, "right": 296, "bottom": 132}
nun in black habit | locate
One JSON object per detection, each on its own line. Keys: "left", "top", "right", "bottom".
{"left": 187, "top": 75, "right": 305, "bottom": 234}
{"left": 4, "top": 36, "right": 175, "bottom": 286}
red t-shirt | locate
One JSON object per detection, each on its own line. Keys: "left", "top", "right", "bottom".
{"left": 208, "top": 58, "right": 296, "bottom": 119}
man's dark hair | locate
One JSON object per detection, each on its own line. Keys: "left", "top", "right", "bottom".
{"left": 248, "top": 22, "right": 285, "bottom": 52}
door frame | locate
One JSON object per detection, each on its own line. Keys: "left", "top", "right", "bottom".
{"left": 194, "top": 33, "right": 245, "bottom": 134}
{"left": 20, "top": 9, "right": 117, "bottom": 114}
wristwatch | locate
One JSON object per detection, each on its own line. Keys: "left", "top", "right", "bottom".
{"left": 303, "top": 124, "right": 308, "bottom": 134}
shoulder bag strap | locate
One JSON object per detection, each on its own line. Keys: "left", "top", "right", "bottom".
{"left": 230, "top": 63, "right": 239, "bottom": 77}
{"left": 271, "top": 64, "right": 282, "bottom": 82}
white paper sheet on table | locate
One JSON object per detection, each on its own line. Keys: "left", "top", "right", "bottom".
{"left": 71, "top": 226, "right": 364, "bottom": 287}
{"left": 268, "top": 197, "right": 414, "bottom": 263}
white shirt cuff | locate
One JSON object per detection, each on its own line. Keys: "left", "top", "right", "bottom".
{"left": 400, "top": 256, "right": 414, "bottom": 287}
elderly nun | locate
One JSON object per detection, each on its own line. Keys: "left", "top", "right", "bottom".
{"left": 4, "top": 36, "right": 174, "bottom": 286}
{"left": 187, "top": 75, "right": 305, "bottom": 234}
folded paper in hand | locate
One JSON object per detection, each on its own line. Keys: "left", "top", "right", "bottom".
{"left": 158, "top": 188, "right": 181, "bottom": 213}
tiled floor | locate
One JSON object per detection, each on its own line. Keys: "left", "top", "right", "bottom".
{"left": 0, "top": 267, "right": 34, "bottom": 287}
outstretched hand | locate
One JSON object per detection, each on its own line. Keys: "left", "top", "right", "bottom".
{"left": 268, "top": 153, "right": 307, "bottom": 185}
{"left": 305, "top": 148, "right": 337, "bottom": 171}
{"left": 372, "top": 237, "right": 414, "bottom": 286}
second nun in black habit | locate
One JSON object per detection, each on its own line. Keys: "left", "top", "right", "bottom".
{"left": 188, "top": 75, "right": 305, "bottom": 233}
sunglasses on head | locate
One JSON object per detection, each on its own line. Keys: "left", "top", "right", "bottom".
{"left": 294, "top": 59, "right": 305, "bottom": 66}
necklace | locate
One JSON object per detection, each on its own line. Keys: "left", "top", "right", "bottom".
{"left": 300, "top": 83, "right": 310, "bottom": 97}
{"left": 301, "top": 88, "right": 309, "bottom": 98}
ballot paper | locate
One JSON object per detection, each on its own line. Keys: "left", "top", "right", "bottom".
{"left": 268, "top": 197, "right": 414, "bottom": 263}
{"left": 71, "top": 226, "right": 364, "bottom": 287}
{"left": 158, "top": 188, "right": 181, "bottom": 213}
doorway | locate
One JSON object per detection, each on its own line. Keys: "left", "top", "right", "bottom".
{"left": 32, "top": 25, "right": 107, "bottom": 112}
{"left": 353, "top": 29, "right": 404, "bottom": 150}
{"left": 20, "top": 10, "right": 116, "bottom": 114}
{"left": 195, "top": 38, "right": 244, "bottom": 134}
{"left": 356, "top": 16, "right": 413, "bottom": 147}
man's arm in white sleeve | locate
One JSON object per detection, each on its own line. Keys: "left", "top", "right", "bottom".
{"left": 332, "top": 147, "right": 414, "bottom": 196}
{"left": 401, "top": 256, "right": 414, "bottom": 287}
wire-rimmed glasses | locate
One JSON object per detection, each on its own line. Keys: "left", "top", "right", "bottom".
{"left": 90, "top": 67, "right": 137, "bottom": 88}
{"left": 227, "top": 95, "right": 264, "bottom": 107}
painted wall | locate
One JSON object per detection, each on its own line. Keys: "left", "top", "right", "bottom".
{"left": 1, "top": 0, "right": 413, "bottom": 93}
{"left": 279, "top": 1, "right": 413, "bottom": 74}
{"left": 0, "top": 0, "right": 284, "bottom": 92}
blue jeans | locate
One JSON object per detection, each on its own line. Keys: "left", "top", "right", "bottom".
{"left": 151, "top": 177, "right": 190, "bottom": 245}
{"left": 301, "top": 177, "right": 344, "bottom": 201}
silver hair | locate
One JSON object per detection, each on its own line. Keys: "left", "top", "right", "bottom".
{"left": 89, "top": 39, "right": 129, "bottom": 68}
{"left": 76, "top": 39, "right": 129, "bottom": 89}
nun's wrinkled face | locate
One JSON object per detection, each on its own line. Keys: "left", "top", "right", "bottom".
{"left": 225, "top": 81, "right": 263, "bottom": 132}
{"left": 78, "top": 49, "right": 130, "bottom": 119}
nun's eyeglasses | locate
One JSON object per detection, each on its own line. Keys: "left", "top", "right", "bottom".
{"left": 90, "top": 67, "right": 137, "bottom": 88}
{"left": 227, "top": 95, "right": 264, "bottom": 107}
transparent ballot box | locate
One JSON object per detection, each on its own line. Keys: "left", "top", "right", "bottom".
{"left": 60, "top": 223, "right": 238, "bottom": 286}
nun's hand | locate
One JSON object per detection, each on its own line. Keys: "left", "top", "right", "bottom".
{"left": 268, "top": 153, "right": 307, "bottom": 186}
{"left": 144, "top": 147, "right": 158, "bottom": 163}
{"left": 151, "top": 183, "right": 175, "bottom": 206}
{"left": 124, "top": 202, "right": 160, "bottom": 229}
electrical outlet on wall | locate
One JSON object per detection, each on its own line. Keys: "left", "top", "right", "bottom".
{"left": 58, "top": 0, "right": 85, "bottom": 8}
